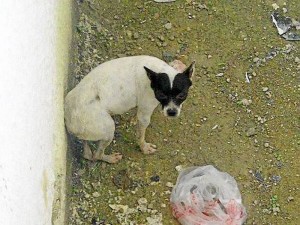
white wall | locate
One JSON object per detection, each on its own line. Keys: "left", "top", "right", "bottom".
{"left": 0, "top": 1, "right": 72, "bottom": 224}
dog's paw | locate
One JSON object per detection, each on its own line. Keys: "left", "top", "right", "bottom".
{"left": 141, "top": 142, "right": 157, "bottom": 154}
{"left": 99, "top": 153, "right": 123, "bottom": 164}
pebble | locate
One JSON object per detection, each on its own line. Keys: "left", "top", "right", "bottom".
{"left": 161, "top": 203, "right": 166, "bottom": 208}
{"left": 138, "top": 197, "right": 148, "bottom": 205}
{"left": 133, "top": 32, "right": 139, "bottom": 39}
{"left": 126, "top": 30, "right": 132, "bottom": 38}
{"left": 241, "top": 98, "right": 252, "bottom": 106}
{"left": 254, "top": 171, "right": 264, "bottom": 182}
{"left": 272, "top": 3, "right": 280, "bottom": 10}
{"left": 271, "top": 175, "right": 281, "bottom": 183}
{"left": 166, "top": 182, "right": 174, "bottom": 188}
{"left": 157, "top": 35, "right": 165, "bottom": 42}
{"left": 264, "top": 142, "right": 270, "bottom": 148}
{"left": 262, "top": 87, "right": 269, "bottom": 92}
{"left": 92, "top": 192, "right": 100, "bottom": 198}
{"left": 272, "top": 206, "right": 280, "bottom": 214}
{"left": 175, "top": 165, "right": 183, "bottom": 172}
{"left": 212, "top": 124, "right": 218, "bottom": 130}
{"left": 265, "top": 91, "right": 272, "bottom": 98}
{"left": 169, "top": 36, "right": 175, "bottom": 40}
{"left": 164, "top": 22, "right": 172, "bottom": 30}
{"left": 282, "top": 7, "right": 288, "bottom": 13}
{"left": 287, "top": 196, "right": 294, "bottom": 202}
{"left": 216, "top": 73, "right": 224, "bottom": 77}
{"left": 246, "top": 127, "right": 257, "bottom": 137}
{"left": 295, "top": 57, "right": 300, "bottom": 63}
{"left": 253, "top": 57, "right": 260, "bottom": 63}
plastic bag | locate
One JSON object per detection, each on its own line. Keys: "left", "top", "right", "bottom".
{"left": 170, "top": 165, "right": 247, "bottom": 225}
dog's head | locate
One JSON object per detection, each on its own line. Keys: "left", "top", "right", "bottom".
{"left": 144, "top": 61, "right": 195, "bottom": 118}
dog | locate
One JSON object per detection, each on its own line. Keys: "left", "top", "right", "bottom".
{"left": 64, "top": 55, "right": 195, "bottom": 163}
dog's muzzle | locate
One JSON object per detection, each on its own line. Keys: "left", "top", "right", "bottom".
{"left": 166, "top": 108, "right": 178, "bottom": 117}
{"left": 163, "top": 101, "right": 181, "bottom": 117}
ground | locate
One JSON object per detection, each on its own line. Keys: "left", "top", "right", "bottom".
{"left": 67, "top": 0, "right": 300, "bottom": 224}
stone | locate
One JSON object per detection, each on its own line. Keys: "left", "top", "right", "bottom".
{"left": 246, "top": 127, "right": 257, "bottom": 137}
{"left": 164, "top": 22, "right": 172, "bottom": 29}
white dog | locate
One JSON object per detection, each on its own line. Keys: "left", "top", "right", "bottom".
{"left": 64, "top": 56, "right": 194, "bottom": 163}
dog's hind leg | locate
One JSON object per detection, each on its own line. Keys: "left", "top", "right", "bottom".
{"left": 137, "top": 108, "right": 157, "bottom": 154}
{"left": 92, "top": 114, "right": 122, "bottom": 163}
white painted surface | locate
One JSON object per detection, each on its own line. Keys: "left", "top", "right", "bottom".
{"left": 0, "top": 1, "right": 70, "bottom": 224}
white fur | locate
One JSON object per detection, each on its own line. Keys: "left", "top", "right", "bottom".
{"left": 65, "top": 55, "right": 178, "bottom": 146}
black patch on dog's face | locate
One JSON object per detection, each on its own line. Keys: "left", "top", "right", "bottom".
{"left": 144, "top": 62, "right": 194, "bottom": 108}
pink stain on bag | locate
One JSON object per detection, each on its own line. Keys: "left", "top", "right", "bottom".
{"left": 170, "top": 165, "right": 247, "bottom": 225}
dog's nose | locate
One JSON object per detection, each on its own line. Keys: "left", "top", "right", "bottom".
{"left": 167, "top": 108, "right": 177, "bottom": 117}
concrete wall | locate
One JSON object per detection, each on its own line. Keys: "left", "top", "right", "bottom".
{"left": 0, "top": 1, "right": 73, "bottom": 224}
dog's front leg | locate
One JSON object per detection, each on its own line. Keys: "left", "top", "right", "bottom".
{"left": 137, "top": 109, "right": 157, "bottom": 154}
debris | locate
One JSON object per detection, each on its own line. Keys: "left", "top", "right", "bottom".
{"left": 170, "top": 165, "right": 247, "bottom": 225}
{"left": 271, "top": 12, "right": 292, "bottom": 35}
{"left": 271, "top": 12, "right": 300, "bottom": 41}
{"left": 282, "top": 32, "right": 300, "bottom": 41}
{"left": 245, "top": 44, "right": 295, "bottom": 83}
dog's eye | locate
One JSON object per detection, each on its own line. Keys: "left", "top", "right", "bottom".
{"left": 156, "top": 91, "right": 168, "bottom": 100}
{"left": 176, "top": 93, "right": 187, "bottom": 100}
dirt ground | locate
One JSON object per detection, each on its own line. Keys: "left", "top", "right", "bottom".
{"left": 67, "top": 0, "right": 299, "bottom": 224}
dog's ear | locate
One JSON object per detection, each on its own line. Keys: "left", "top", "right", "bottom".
{"left": 144, "top": 66, "right": 157, "bottom": 81}
{"left": 182, "top": 61, "right": 195, "bottom": 78}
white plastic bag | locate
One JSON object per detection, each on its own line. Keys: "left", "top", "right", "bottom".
{"left": 170, "top": 165, "right": 247, "bottom": 225}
